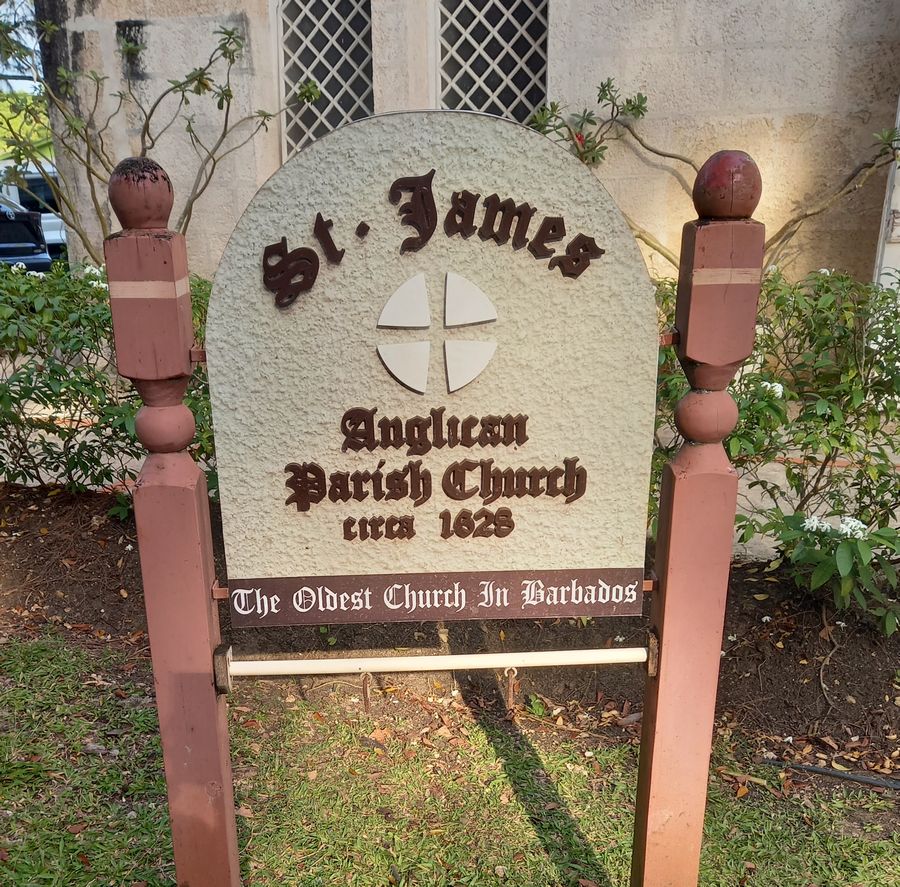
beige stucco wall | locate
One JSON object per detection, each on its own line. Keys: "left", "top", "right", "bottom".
{"left": 548, "top": 0, "right": 900, "bottom": 279}
{"left": 37, "top": 0, "right": 281, "bottom": 276}
{"left": 43, "top": 0, "right": 900, "bottom": 280}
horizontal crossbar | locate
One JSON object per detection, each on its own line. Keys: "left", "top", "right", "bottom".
{"left": 214, "top": 645, "right": 651, "bottom": 694}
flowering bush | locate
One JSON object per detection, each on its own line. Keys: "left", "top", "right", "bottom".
{"left": 774, "top": 515, "right": 899, "bottom": 635}
{"left": 655, "top": 268, "right": 900, "bottom": 634}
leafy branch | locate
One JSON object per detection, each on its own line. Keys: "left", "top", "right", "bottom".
{"left": 531, "top": 80, "right": 900, "bottom": 270}
{"left": 0, "top": 18, "right": 319, "bottom": 263}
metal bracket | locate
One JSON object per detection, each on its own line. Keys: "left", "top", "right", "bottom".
{"left": 646, "top": 631, "right": 659, "bottom": 678}
{"left": 361, "top": 672, "right": 372, "bottom": 713}
{"left": 211, "top": 581, "right": 229, "bottom": 601}
{"left": 504, "top": 666, "right": 518, "bottom": 712}
{"left": 213, "top": 644, "right": 233, "bottom": 695}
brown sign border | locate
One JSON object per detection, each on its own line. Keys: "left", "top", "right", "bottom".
{"left": 228, "top": 567, "right": 643, "bottom": 627}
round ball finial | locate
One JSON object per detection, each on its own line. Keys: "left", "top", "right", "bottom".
{"left": 674, "top": 390, "right": 739, "bottom": 444}
{"left": 134, "top": 404, "right": 196, "bottom": 453}
{"left": 692, "top": 150, "right": 761, "bottom": 220}
{"left": 108, "top": 157, "right": 174, "bottom": 230}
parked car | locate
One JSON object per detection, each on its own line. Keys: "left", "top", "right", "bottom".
{"left": 0, "top": 163, "right": 66, "bottom": 259}
{"left": 0, "top": 195, "right": 52, "bottom": 271}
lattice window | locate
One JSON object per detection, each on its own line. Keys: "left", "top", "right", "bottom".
{"left": 439, "top": 0, "right": 548, "bottom": 123}
{"left": 280, "top": 0, "right": 374, "bottom": 157}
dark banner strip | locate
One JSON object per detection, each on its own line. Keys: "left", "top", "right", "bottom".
{"left": 228, "top": 568, "right": 644, "bottom": 627}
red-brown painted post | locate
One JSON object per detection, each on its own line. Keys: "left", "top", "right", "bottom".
{"left": 104, "top": 159, "right": 241, "bottom": 887}
{"left": 631, "top": 152, "right": 765, "bottom": 887}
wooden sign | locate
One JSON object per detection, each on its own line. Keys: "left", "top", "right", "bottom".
{"left": 206, "top": 112, "right": 658, "bottom": 628}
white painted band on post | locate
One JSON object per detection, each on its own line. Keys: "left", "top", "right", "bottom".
{"left": 227, "top": 647, "right": 648, "bottom": 678}
{"left": 691, "top": 267, "right": 761, "bottom": 286}
{"left": 108, "top": 275, "right": 191, "bottom": 299}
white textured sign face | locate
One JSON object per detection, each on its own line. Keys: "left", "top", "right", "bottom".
{"left": 206, "top": 112, "right": 658, "bottom": 627}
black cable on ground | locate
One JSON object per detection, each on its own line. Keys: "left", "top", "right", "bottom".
{"left": 758, "top": 759, "right": 900, "bottom": 791}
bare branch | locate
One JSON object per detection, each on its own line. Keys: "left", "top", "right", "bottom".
{"left": 619, "top": 120, "right": 701, "bottom": 173}
{"left": 623, "top": 212, "right": 680, "bottom": 270}
{"left": 764, "top": 153, "right": 896, "bottom": 257}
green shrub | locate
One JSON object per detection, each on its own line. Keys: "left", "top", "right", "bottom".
{"left": 656, "top": 269, "right": 900, "bottom": 634}
{"left": 0, "top": 263, "right": 216, "bottom": 496}
{"left": 185, "top": 276, "right": 217, "bottom": 498}
{"left": 4, "top": 260, "right": 898, "bottom": 632}
{"left": 0, "top": 262, "right": 141, "bottom": 489}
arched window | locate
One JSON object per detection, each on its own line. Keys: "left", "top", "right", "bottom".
{"left": 279, "top": 0, "right": 375, "bottom": 156}
{"left": 439, "top": 0, "right": 548, "bottom": 122}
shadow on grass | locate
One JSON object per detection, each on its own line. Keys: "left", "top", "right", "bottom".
{"left": 455, "top": 667, "right": 612, "bottom": 887}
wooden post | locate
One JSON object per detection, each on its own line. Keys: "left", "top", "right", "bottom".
{"left": 104, "top": 159, "right": 241, "bottom": 886}
{"left": 631, "top": 152, "right": 765, "bottom": 887}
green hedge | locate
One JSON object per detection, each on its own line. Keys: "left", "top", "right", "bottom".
{"left": 1, "top": 263, "right": 898, "bottom": 631}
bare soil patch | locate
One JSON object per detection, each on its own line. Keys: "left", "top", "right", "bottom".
{"left": 1, "top": 482, "right": 897, "bottom": 778}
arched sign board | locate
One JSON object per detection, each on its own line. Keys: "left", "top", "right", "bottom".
{"left": 207, "top": 112, "right": 658, "bottom": 628}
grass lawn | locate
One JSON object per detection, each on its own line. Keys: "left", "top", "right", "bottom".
{"left": 1, "top": 633, "right": 897, "bottom": 886}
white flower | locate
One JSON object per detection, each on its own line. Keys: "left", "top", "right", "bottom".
{"left": 11, "top": 262, "right": 26, "bottom": 272}
{"left": 614, "top": 635, "right": 625, "bottom": 643}
{"left": 802, "top": 515, "right": 828, "bottom": 533}
{"left": 26, "top": 270, "right": 45, "bottom": 278}
{"left": 784, "top": 736, "right": 793, "bottom": 744}
{"left": 836, "top": 620, "right": 847, "bottom": 629}
{"left": 727, "top": 634, "right": 737, "bottom": 642}
{"left": 90, "top": 279, "right": 109, "bottom": 290}
{"left": 721, "top": 650, "right": 726, "bottom": 657}
{"left": 83, "top": 264, "right": 105, "bottom": 277}
{"left": 760, "top": 380, "right": 784, "bottom": 397}
{"left": 818, "top": 268, "right": 832, "bottom": 276}
{"left": 125, "top": 543, "right": 134, "bottom": 552}
{"left": 761, "top": 615, "right": 772, "bottom": 623}
{"left": 838, "top": 516, "right": 867, "bottom": 540}
{"left": 766, "top": 264, "right": 779, "bottom": 274}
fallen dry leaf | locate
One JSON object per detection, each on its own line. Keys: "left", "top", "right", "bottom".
{"left": 736, "top": 784, "right": 750, "bottom": 799}
{"left": 66, "top": 823, "right": 88, "bottom": 835}
{"left": 369, "top": 726, "right": 392, "bottom": 744}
